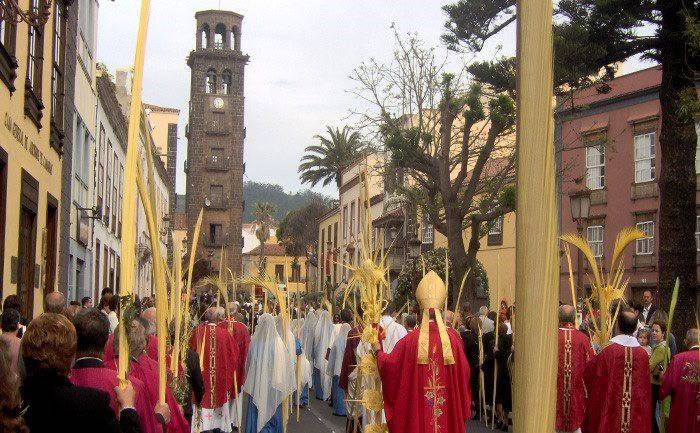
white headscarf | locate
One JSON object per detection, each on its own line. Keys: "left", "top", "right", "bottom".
{"left": 312, "top": 310, "right": 335, "bottom": 370}
{"left": 301, "top": 311, "right": 317, "bottom": 363}
{"left": 242, "top": 314, "right": 294, "bottom": 432}
{"left": 327, "top": 323, "right": 351, "bottom": 377}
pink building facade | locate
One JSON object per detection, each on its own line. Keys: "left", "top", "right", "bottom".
{"left": 556, "top": 66, "right": 699, "bottom": 303}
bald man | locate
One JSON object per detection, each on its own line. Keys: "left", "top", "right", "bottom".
{"left": 556, "top": 305, "right": 594, "bottom": 433}
{"left": 45, "top": 292, "right": 67, "bottom": 314}
{"left": 141, "top": 307, "right": 158, "bottom": 360}
{"left": 583, "top": 309, "right": 651, "bottom": 433}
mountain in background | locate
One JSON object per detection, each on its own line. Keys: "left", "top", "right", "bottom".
{"left": 243, "top": 181, "right": 334, "bottom": 222}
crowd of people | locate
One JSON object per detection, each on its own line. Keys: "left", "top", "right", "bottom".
{"left": 0, "top": 281, "right": 697, "bottom": 433}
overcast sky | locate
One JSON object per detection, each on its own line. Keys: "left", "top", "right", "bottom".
{"left": 96, "top": 0, "right": 651, "bottom": 198}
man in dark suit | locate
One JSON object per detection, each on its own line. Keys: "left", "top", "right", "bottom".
{"left": 641, "top": 289, "right": 657, "bottom": 324}
{"left": 20, "top": 313, "right": 142, "bottom": 433}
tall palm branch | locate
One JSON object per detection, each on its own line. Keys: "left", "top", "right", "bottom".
{"left": 298, "top": 126, "right": 366, "bottom": 188}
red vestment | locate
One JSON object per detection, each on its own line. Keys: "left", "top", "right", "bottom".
{"left": 105, "top": 353, "right": 190, "bottom": 433}
{"left": 556, "top": 328, "right": 594, "bottom": 431}
{"left": 377, "top": 323, "right": 471, "bottom": 433}
{"left": 582, "top": 340, "right": 651, "bottom": 433}
{"left": 146, "top": 334, "right": 158, "bottom": 361}
{"left": 339, "top": 326, "right": 361, "bottom": 391}
{"left": 70, "top": 358, "right": 159, "bottom": 433}
{"left": 189, "top": 322, "right": 240, "bottom": 409}
{"left": 222, "top": 318, "right": 250, "bottom": 387}
{"left": 659, "top": 349, "right": 699, "bottom": 433}
{"left": 103, "top": 333, "right": 115, "bottom": 365}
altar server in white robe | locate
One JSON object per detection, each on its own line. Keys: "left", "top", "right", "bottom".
{"left": 312, "top": 309, "right": 334, "bottom": 400}
{"left": 241, "top": 314, "right": 295, "bottom": 433}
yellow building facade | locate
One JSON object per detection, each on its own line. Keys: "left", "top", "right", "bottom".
{"left": 242, "top": 240, "right": 309, "bottom": 296}
{"left": 433, "top": 211, "right": 516, "bottom": 308}
{"left": 0, "top": 1, "right": 66, "bottom": 317}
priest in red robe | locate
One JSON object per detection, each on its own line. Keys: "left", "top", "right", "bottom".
{"left": 223, "top": 304, "right": 251, "bottom": 387}
{"left": 556, "top": 305, "right": 594, "bottom": 433}
{"left": 659, "top": 328, "right": 699, "bottom": 433}
{"left": 106, "top": 317, "right": 190, "bottom": 433}
{"left": 189, "top": 306, "right": 240, "bottom": 433}
{"left": 375, "top": 271, "right": 471, "bottom": 433}
{"left": 223, "top": 305, "right": 250, "bottom": 430}
{"left": 582, "top": 308, "right": 651, "bottom": 433}
{"left": 69, "top": 308, "right": 160, "bottom": 433}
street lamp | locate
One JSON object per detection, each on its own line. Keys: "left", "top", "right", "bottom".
{"left": 569, "top": 190, "right": 591, "bottom": 303}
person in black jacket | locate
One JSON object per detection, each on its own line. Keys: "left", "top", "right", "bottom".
{"left": 20, "top": 313, "right": 142, "bottom": 433}
{"left": 460, "top": 315, "right": 481, "bottom": 419}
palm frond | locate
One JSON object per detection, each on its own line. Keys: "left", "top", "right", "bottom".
{"left": 560, "top": 233, "right": 603, "bottom": 288}
{"left": 609, "top": 227, "right": 646, "bottom": 280}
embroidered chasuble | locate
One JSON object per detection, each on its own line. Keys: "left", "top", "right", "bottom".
{"left": 659, "top": 349, "right": 699, "bottom": 433}
{"left": 582, "top": 340, "right": 651, "bottom": 433}
{"left": 556, "top": 328, "right": 594, "bottom": 432}
{"left": 377, "top": 323, "right": 471, "bottom": 433}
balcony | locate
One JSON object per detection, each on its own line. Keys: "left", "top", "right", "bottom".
{"left": 207, "top": 155, "right": 230, "bottom": 171}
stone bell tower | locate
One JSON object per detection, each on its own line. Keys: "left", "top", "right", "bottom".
{"left": 185, "top": 10, "right": 248, "bottom": 274}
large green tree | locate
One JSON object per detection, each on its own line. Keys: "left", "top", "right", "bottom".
{"left": 298, "top": 126, "right": 367, "bottom": 188}
{"left": 277, "top": 200, "right": 330, "bottom": 292}
{"left": 351, "top": 32, "right": 517, "bottom": 304}
{"left": 443, "top": 0, "right": 699, "bottom": 335}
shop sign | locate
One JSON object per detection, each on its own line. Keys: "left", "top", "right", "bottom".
{"left": 4, "top": 113, "right": 53, "bottom": 174}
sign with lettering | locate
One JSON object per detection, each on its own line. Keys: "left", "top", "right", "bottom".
{"left": 4, "top": 113, "right": 53, "bottom": 174}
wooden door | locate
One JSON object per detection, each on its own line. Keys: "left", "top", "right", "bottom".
{"left": 17, "top": 206, "right": 37, "bottom": 318}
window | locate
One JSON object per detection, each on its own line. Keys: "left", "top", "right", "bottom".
{"left": 587, "top": 225, "right": 604, "bottom": 258}
{"left": 118, "top": 164, "right": 123, "bottom": 237}
{"left": 422, "top": 214, "right": 434, "bottom": 244}
{"left": 487, "top": 216, "right": 504, "bottom": 246}
{"left": 209, "top": 184, "right": 224, "bottom": 207}
{"left": 200, "top": 24, "right": 210, "bottom": 49}
{"left": 291, "top": 264, "right": 301, "bottom": 282}
{"left": 275, "top": 264, "right": 284, "bottom": 282}
{"left": 214, "top": 23, "right": 226, "bottom": 49}
{"left": 96, "top": 126, "right": 105, "bottom": 210}
{"left": 634, "top": 133, "right": 656, "bottom": 183}
{"left": 696, "top": 215, "right": 700, "bottom": 252}
{"left": 221, "top": 69, "right": 232, "bottom": 94}
{"left": 105, "top": 141, "right": 112, "bottom": 226}
{"left": 209, "top": 223, "right": 222, "bottom": 244}
{"left": 350, "top": 202, "right": 355, "bottom": 236}
{"left": 585, "top": 145, "right": 605, "bottom": 190}
{"left": 320, "top": 228, "right": 325, "bottom": 276}
{"left": 111, "top": 151, "right": 118, "bottom": 232}
{"left": 635, "top": 221, "right": 654, "bottom": 255}
{"left": 50, "top": 1, "right": 66, "bottom": 133}
{"left": 26, "top": 0, "right": 46, "bottom": 96}
{"left": 342, "top": 205, "right": 348, "bottom": 239}
{"left": 205, "top": 68, "right": 216, "bottom": 94}
{"left": 94, "top": 240, "right": 100, "bottom": 294}
{"left": 0, "top": 3, "right": 17, "bottom": 55}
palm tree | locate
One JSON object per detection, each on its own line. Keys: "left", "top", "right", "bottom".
{"left": 253, "top": 202, "right": 276, "bottom": 273}
{"left": 298, "top": 126, "right": 366, "bottom": 188}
